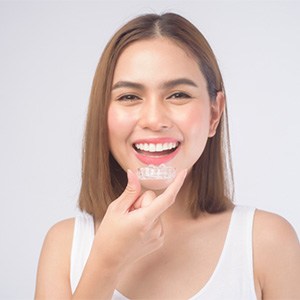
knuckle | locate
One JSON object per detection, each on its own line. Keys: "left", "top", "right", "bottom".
{"left": 138, "top": 213, "right": 150, "bottom": 225}
{"left": 143, "top": 190, "right": 156, "bottom": 198}
{"left": 125, "top": 184, "right": 136, "bottom": 195}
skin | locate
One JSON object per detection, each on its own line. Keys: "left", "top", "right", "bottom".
{"left": 35, "top": 38, "right": 300, "bottom": 299}
{"left": 108, "top": 38, "right": 222, "bottom": 191}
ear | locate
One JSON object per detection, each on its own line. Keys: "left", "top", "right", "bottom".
{"left": 208, "top": 92, "right": 225, "bottom": 137}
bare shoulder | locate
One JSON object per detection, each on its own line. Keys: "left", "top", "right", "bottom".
{"left": 254, "top": 209, "right": 299, "bottom": 244}
{"left": 253, "top": 209, "right": 300, "bottom": 299}
{"left": 38, "top": 218, "right": 75, "bottom": 270}
{"left": 35, "top": 218, "right": 75, "bottom": 299}
{"left": 39, "top": 218, "right": 75, "bottom": 262}
{"left": 44, "top": 218, "right": 75, "bottom": 245}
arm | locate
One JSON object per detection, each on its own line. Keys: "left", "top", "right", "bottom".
{"left": 253, "top": 210, "right": 300, "bottom": 299}
{"left": 35, "top": 219, "right": 74, "bottom": 299}
{"left": 34, "top": 219, "right": 120, "bottom": 300}
{"left": 35, "top": 169, "right": 187, "bottom": 299}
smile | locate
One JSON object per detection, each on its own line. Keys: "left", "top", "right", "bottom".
{"left": 133, "top": 140, "right": 180, "bottom": 165}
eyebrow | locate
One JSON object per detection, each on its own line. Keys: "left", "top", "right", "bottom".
{"left": 111, "top": 78, "right": 199, "bottom": 91}
{"left": 161, "top": 78, "right": 199, "bottom": 89}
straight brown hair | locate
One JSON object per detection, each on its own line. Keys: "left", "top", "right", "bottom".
{"left": 78, "top": 13, "right": 234, "bottom": 220}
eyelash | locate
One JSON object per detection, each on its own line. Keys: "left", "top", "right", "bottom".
{"left": 116, "top": 92, "right": 191, "bottom": 102}
{"left": 116, "top": 94, "right": 141, "bottom": 102}
{"left": 167, "top": 92, "right": 191, "bottom": 99}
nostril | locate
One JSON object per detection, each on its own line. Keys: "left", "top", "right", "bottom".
{"left": 138, "top": 113, "right": 172, "bottom": 130}
{"left": 138, "top": 102, "right": 172, "bottom": 131}
{"left": 139, "top": 121, "right": 172, "bottom": 131}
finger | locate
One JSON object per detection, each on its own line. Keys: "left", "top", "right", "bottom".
{"left": 132, "top": 191, "right": 156, "bottom": 210}
{"left": 143, "top": 169, "right": 187, "bottom": 221}
{"left": 114, "top": 169, "right": 141, "bottom": 212}
{"left": 141, "top": 191, "right": 156, "bottom": 208}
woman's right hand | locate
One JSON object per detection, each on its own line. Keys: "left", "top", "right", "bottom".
{"left": 93, "top": 168, "right": 187, "bottom": 272}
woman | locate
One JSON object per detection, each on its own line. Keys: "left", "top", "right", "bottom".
{"left": 35, "top": 13, "right": 300, "bottom": 299}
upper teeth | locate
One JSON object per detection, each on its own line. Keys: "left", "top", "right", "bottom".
{"left": 135, "top": 142, "right": 178, "bottom": 152}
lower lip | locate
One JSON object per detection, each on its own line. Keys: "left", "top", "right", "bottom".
{"left": 134, "top": 145, "right": 180, "bottom": 165}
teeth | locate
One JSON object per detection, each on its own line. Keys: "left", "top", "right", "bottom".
{"left": 156, "top": 144, "right": 163, "bottom": 151}
{"left": 149, "top": 144, "right": 155, "bottom": 152}
{"left": 135, "top": 142, "right": 178, "bottom": 152}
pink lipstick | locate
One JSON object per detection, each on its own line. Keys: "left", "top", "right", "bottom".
{"left": 133, "top": 138, "right": 180, "bottom": 165}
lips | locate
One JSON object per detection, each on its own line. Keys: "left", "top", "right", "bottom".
{"left": 133, "top": 138, "right": 180, "bottom": 165}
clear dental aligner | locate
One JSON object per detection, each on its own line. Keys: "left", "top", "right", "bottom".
{"left": 137, "top": 164, "right": 176, "bottom": 180}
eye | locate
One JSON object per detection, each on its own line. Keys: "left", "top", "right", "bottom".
{"left": 117, "top": 94, "right": 141, "bottom": 102}
{"left": 167, "top": 92, "right": 191, "bottom": 99}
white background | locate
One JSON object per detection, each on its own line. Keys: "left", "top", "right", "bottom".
{"left": 0, "top": 1, "right": 299, "bottom": 299}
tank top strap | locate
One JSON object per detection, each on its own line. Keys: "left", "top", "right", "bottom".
{"left": 224, "top": 205, "right": 256, "bottom": 296}
{"left": 190, "top": 205, "right": 257, "bottom": 299}
{"left": 225, "top": 205, "right": 256, "bottom": 280}
{"left": 70, "top": 211, "right": 95, "bottom": 293}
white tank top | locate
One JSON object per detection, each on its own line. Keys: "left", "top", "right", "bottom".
{"left": 70, "top": 205, "right": 257, "bottom": 299}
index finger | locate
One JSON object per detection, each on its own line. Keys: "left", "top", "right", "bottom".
{"left": 142, "top": 169, "right": 187, "bottom": 221}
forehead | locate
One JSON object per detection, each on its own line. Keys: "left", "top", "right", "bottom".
{"left": 112, "top": 37, "right": 205, "bottom": 87}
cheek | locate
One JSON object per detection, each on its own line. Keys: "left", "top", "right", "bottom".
{"left": 107, "top": 106, "right": 118, "bottom": 137}
{"left": 179, "top": 106, "right": 211, "bottom": 164}
{"left": 108, "top": 106, "right": 123, "bottom": 144}
{"left": 179, "top": 105, "right": 211, "bottom": 137}
{"left": 107, "top": 105, "right": 136, "bottom": 147}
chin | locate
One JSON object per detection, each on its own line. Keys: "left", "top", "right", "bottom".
{"left": 140, "top": 178, "right": 174, "bottom": 191}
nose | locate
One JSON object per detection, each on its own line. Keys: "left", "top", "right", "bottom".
{"left": 138, "top": 98, "right": 172, "bottom": 131}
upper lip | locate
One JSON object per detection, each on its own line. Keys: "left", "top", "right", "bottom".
{"left": 133, "top": 137, "right": 181, "bottom": 144}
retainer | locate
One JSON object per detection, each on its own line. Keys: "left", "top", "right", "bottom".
{"left": 137, "top": 164, "right": 176, "bottom": 180}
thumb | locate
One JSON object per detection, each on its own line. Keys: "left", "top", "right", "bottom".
{"left": 125, "top": 169, "right": 141, "bottom": 195}
{"left": 115, "top": 169, "right": 141, "bottom": 211}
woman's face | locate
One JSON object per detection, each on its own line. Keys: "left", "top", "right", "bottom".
{"left": 108, "top": 38, "right": 222, "bottom": 189}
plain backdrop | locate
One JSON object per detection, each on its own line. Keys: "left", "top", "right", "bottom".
{"left": 0, "top": 1, "right": 299, "bottom": 299}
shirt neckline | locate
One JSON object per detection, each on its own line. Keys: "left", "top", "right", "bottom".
{"left": 113, "top": 206, "right": 238, "bottom": 300}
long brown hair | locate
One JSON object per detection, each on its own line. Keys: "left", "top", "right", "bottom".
{"left": 78, "top": 13, "right": 234, "bottom": 220}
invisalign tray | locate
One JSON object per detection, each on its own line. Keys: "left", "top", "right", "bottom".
{"left": 137, "top": 164, "right": 176, "bottom": 180}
